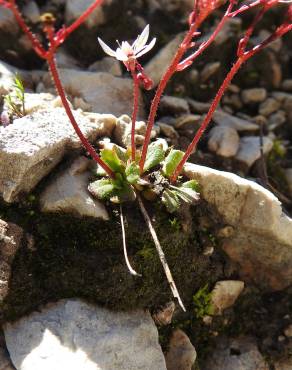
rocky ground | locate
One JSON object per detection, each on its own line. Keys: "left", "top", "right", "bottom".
{"left": 0, "top": 1, "right": 292, "bottom": 369}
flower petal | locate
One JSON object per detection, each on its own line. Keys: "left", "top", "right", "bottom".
{"left": 135, "top": 38, "right": 156, "bottom": 58}
{"left": 98, "top": 37, "right": 117, "bottom": 57}
{"left": 132, "top": 24, "right": 150, "bottom": 53}
{"left": 116, "top": 47, "right": 129, "bottom": 61}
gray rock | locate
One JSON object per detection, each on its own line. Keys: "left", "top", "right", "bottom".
{"left": 159, "top": 96, "right": 190, "bottom": 116}
{"left": 201, "top": 336, "right": 268, "bottom": 370}
{"left": 22, "top": 1, "right": 40, "bottom": 24}
{"left": 88, "top": 57, "right": 122, "bottom": 76}
{"left": 65, "top": 0, "right": 113, "bottom": 28}
{"left": 211, "top": 280, "right": 244, "bottom": 315}
{"left": 184, "top": 163, "right": 292, "bottom": 289}
{"left": 212, "top": 110, "right": 259, "bottom": 132}
{"left": 267, "top": 110, "right": 286, "bottom": 130}
{"left": 236, "top": 136, "right": 273, "bottom": 168}
{"left": 165, "top": 330, "right": 196, "bottom": 370}
{"left": 200, "top": 62, "right": 220, "bottom": 83}
{"left": 281, "top": 79, "right": 292, "bottom": 92}
{"left": 208, "top": 126, "right": 239, "bottom": 158}
{"left": 55, "top": 48, "right": 80, "bottom": 69}
{"left": 40, "top": 157, "right": 109, "bottom": 220}
{"left": 0, "top": 108, "right": 116, "bottom": 202}
{"left": 174, "top": 114, "right": 201, "bottom": 131}
{"left": 4, "top": 299, "right": 166, "bottom": 370}
{"left": 114, "top": 115, "right": 148, "bottom": 148}
{"left": 284, "top": 168, "right": 292, "bottom": 195}
{"left": 157, "top": 122, "right": 179, "bottom": 139}
{"left": 187, "top": 99, "right": 210, "bottom": 114}
{"left": 42, "top": 70, "right": 144, "bottom": 118}
{"left": 0, "top": 7, "right": 18, "bottom": 34}
{"left": 259, "top": 97, "right": 281, "bottom": 117}
{"left": 145, "top": 33, "right": 184, "bottom": 87}
{"left": 241, "top": 88, "right": 267, "bottom": 104}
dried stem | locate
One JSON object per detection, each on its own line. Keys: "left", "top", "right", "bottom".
{"left": 137, "top": 194, "right": 186, "bottom": 311}
{"left": 120, "top": 205, "right": 141, "bottom": 276}
{"left": 131, "top": 71, "right": 139, "bottom": 161}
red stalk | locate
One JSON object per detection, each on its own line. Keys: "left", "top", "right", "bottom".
{"left": 131, "top": 71, "right": 139, "bottom": 161}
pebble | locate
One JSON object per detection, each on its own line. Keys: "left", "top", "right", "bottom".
{"left": 200, "top": 62, "right": 220, "bottom": 83}
{"left": 212, "top": 110, "right": 259, "bottom": 132}
{"left": 281, "top": 79, "right": 292, "bottom": 92}
{"left": 259, "top": 97, "right": 281, "bottom": 117}
{"left": 211, "top": 280, "right": 244, "bottom": 315}
{"left": 267, "top": 110, "right": 286, "bottom": 130}
{"left": 241, "top": 88, "right": 267, "bottom": 104}
{"left": 187, "top": 98, "right": 210, "bottom": 114}
{"left": 235, "top": 136, "right": 273, "bottom": 168}
{"left": 159, "top": 95, "right": 190, "bottom": 116}
{"left": 174, "top": 114, "right": 201, "bottom": 130}
{"left": 208, "top": 126, "right": 239, "bottom": 158}
{"left": 157, "top": 122, "right": 179, "bottom": 139}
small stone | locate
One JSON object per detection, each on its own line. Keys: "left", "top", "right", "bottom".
{"left": 284, "top": 324, "right": 292, "bottom": 337}
{"left": 235, "top": 136, "right": 273, "bottom": 169}
{"left": 227, "top": 84, "right": 240, "bottom": 94}
{"left": 152, "top": 302, "right": 175, "bottom": 326}
{"left": 208, "top": 126, "right": 239, "bottom": 158}
{"left": 55, "top": 48, "right": 80, "bottom": 69}
{"left": 187, "top": 99, "right": 210, "bottom": 114}
{"left": 174, "top": 114, "right": 201, "bottom": 131}
{"left": 22, "top": 1, "right": 40, "bottom": 23}
{"left": 223, "top": 94, "right": 243, "bottom": 110}
{"left": 259, "top": 98, "right": 281, "bottom": 117}
{"left": 217, "top": 226, "right": 235, "bottom": 238}
{"left": 40, "top": 157, "right": 109, "bottom": 220}
{"left": 0, "top": 7, "right": 18, "bottom": 34}
{"left": 165, "top": 330, "right": 197, "bottom": 370}
{"left": 200, "top": 62, "right": 220, "bottom": 83}
{"left": 159, "top": 96, "right": 190, "bottom": 116}
{"left": 241, "top": 88, "right": 267, "bottom": 104}
{"left": 88, "top": 57, "right": 122, "bottom": 77}
{"left": 284, "top": 169, "right": 292, "bottom": 195}
{"left": 4, "top": 299, "right": 166, "bottom": 370}
{"left": 157, "top": 122, "right": 179, "bottom": 139}
{"left": 202, "top": 315, "right": 213, "bottom": 325}
{"left": 114, "top": 115, "right": 147, "bottom": 148}
{"left": 188, "top": 69, "right": 199, "bottom": 84}
{"left": 212, "top": 110, "right": 259, "bottom": 132}
{"left": 281, "top": 79, "right": 292, "bottom": 92}
{"left": 211, "top": 280, "right": 244, "bottom": 315}
{"left": 267, "top": 110, "right": 286, "bottom": 130}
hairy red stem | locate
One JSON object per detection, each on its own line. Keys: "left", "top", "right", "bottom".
{"left": 48, "top": 56, "right": 115, "bottom": 178}
{"left": 170, "top": 56, "right": 246, "bottom": 182}
{"left": 131, "top": 71, "right": 139, "bottom": 161}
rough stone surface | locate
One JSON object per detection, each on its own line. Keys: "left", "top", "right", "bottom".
{"left": 88, "top": 57, "right": 122, "bottom": 76}
{"left": 145, "top": 33, "right": 184, "bottom": 87}
{"left": 258, "top": 97, "right": 281, "bottom": 117}
{"left": 235, "top": 136, "right": 273, "bottom": 168}
{"left": 211, "top": 280, "right": 244, "bottom": 315}
{"left": 114, "top": 115, "right": 147, "bottom": 148}
{"left": 65, "top": 0, "right": 113, "bottom": 28}
{"left": 40, "top": 157, "right": 109, "bottom": 220}
{"left": 159, "top": 96, "right": 190, "bottom": 116}
{"left": 184, "top": 163, "right": 292, "bottom": 289}
{"left": 165, "top": 330, "right": 197, "bottom": 370}
{"left": 212, "top": 111, "right": 259, "bottom": 132}
{"left": 0, "top": 108, "right": 116, "bottom": 202}
{"left": 201, "top": 336, "right": 268, "bottom": 370}
{"left": 42, "top": 70, "right": 144, "bottom": 118}
{"left": 241, "top": 88, "right": 267, "bottom": 104}
{"left": 0, "top": 8, "right": 18, "bottom": 34}
{"left": 4, "top": 299, "right": 166, "bottom": 370}
{"left": 208, "top": 126, "right": 240, "bottom": 158}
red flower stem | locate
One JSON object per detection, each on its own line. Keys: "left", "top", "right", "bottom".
{"left": 170, "top": 56, "right": 246, "bottom": 183}
{"left": 7, "top": 0, "right": 46, "bottom": 58}
{"left": 131, "top": 70, "right": 139, "bottom": 161}
{"left": 60, "top": 0, "right": 104, "bottom": 43}
{"left": 47, "top": 55, "right": 115, "bottom": 178}
{"left": 178, "top": 1, "right": 234, "bottom": 69}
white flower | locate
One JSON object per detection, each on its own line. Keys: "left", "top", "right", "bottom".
{"left": 98, "top": 25, "right": 156, "bottom": 65}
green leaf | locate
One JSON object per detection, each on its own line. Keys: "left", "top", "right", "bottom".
{"left": 114, "top": 183, "right": 136, "bottom": 203}
{"left": 101, "top": 148, "right": 124, "bottom": 173}
{"left": 125, "top": 162, "right": 140, "bottom": 184}
{"left": 162, "top": 149, "right": 184, "bottom": 178}
{"left": 14, "top": 74, "right": 25, "bottom": 93}
{"left": 181, "top": 179, "right": 200, "bottom": 192}
{"left": 143, "top": 141, "right": 165, "bottom": 172}
{"left": 161, "top": 189, "right": 180, "bottom": 213}
{"left": 88, "top": 179, "right": 115, "bottom": 200}
{"left": 170, "top": 185, "right": 199, "bottom": 205}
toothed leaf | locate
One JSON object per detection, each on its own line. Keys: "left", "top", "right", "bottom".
{"left": 101, "top": 148, "right": 124, "bottom": 173}
{"left": 88, "top": 179, "right": 115, "bottom": 200}
{"left": 162, "top": 189, "right": 180, "bottom": 213}
{"left": 143, "top": 141, "right": 165, "bottom": 172}
{"left": 125, "top": 162, "right": 140, "bottom": 184}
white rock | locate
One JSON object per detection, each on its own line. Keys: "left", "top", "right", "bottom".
{"left": 211, "top": 280, "right": 244, "bottom": 315}
{"left": 4, "top": 299, "right": 166, "bottom": 370}
{"left": 184, "top": 163, "right": 292, "bottom": 290}
{"left": 236, "top": 136, "right": 273, "bottom": 168}
{"left": 145, "top": 33, "right": 184, "bottom": 87}
{"left": 42, "top": 70, "right": 144, "bottom": 118}
{"left": 212, "top": 110, "right": 259, "bottom": 132}
{"left": 165, "top": 330, "right": 197, "bottom": 370}
{"left": 65, "top": 0, "right": 113, "bottom": 28}
{"left": 15, "top": 93, "right": 65, "bottom": 115}
{"left": 208, "top": 126, "right": 239, "bottom": 158}
{"left": 0, "top": 108, "right": 116, "bottom": 202}
{"left": 114, "top": 115, "right": 147, "bottom": 148}
{"left": 40, "top": 157, "right": 109, "bottom": 220}
{"left": 0, "top": 7, "right": 18, "bottom": 34}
